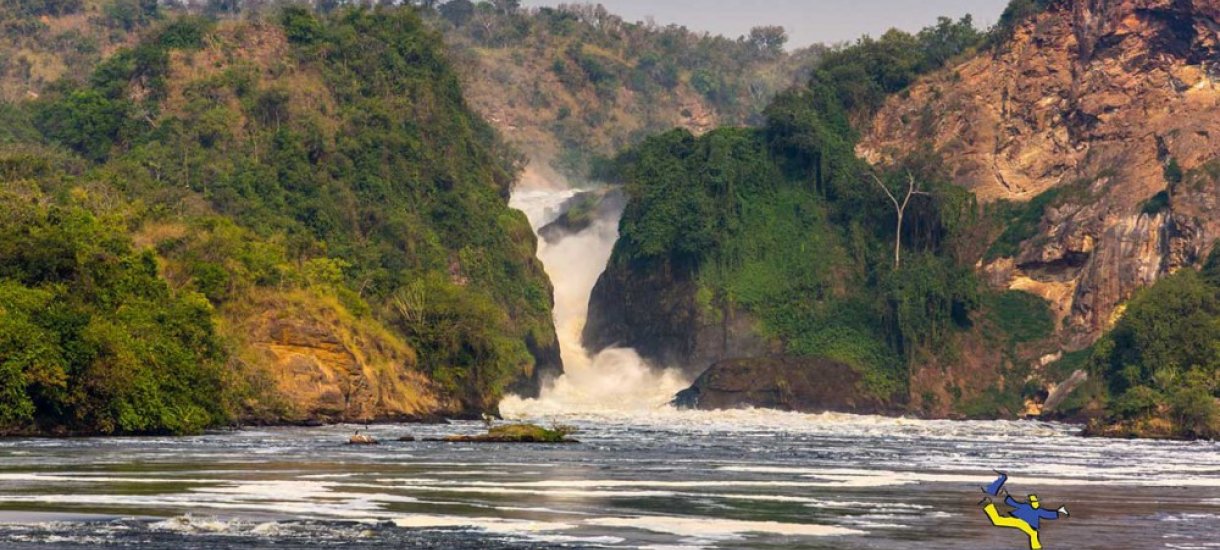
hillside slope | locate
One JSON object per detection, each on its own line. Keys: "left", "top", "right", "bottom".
{"left": 860, "top": 0, "right": 1220, "bottom": 348}
{"left": 0, "top": 4, "right": 558, "bottom": 434}
{"left": 587, "top": 0, "right": 1220, "bottom": 436}
{"left": 431, "top": 3, "right": 820, "bottom": 181}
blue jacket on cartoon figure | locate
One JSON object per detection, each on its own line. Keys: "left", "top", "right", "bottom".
{"left": 1005, "top": 495, "right": 1061, "bottom": 530}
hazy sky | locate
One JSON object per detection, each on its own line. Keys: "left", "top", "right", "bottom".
{"left": 519, "top": 0, "right": 1012, "bottom": 47}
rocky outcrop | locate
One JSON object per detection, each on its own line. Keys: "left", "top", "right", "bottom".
{"left": 583, "top": 258, "right": 775, "bottom": 376}
{"left": 538, "top": 188, "right": 627, "bottom": 244}
{"left": 860, "top": 0, "right": 1220, "bottom": 346}
{"left": 1043, "top": 369, "right": 1089, "bottom": 413}
{"left": 673, "top": 357, "right": 902, "bottom": 415}
{"left": 235, "top": 291, "right": 460, "bottom": 424}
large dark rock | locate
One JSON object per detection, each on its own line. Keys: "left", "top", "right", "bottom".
{"left": 538, "top": 188, "right": 627, "bottom": 243}
{"left": 673, "top": 356, "right": 904, "bottom": 415}
{"left": 583, "top": 256, "right": 773, "bottom": 376}
{"left": 507, "top": 330, "right": 563, "bottom": 399}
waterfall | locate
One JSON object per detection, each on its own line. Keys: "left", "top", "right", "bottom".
{"left": 501, "top": 171, "right": 688, "bottom": 417}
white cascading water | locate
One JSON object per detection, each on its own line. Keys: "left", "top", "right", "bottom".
{"left": 501, "top": 171, "right": 689, "bottom": 417}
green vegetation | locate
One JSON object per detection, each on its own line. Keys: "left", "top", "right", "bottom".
{"left": 1164, "top": 157, "right": 1184, "bottom": 186}
{"left": 0, "top": 0, "right": 163, "bottom": 102}
{"left": 1086, "top": 253, "right": 1220, "bottom": 439}
{"left": 984, "top": 175, "right": 1098, "bottom": 260}
{"left": 959, "top": 385, "right": 1025, "bottom": 419}
{"left": 1141, "top": 190, "right": 1171, "bottom": 216}
{"left": 606, "top": 14, "right": 1019, "bottom": 399}
{"left": 988, "top": 0, "right": 1056, "bottom": 46}
{"left": 0, "top": 3, "right": 556, "bottom": 434}
{"left": 444, "top": 422, "right": 578, "bottom": 443}
{"left": 988, "top": 291, "right": 1054, "bottom": 345}
{"left": 814, "top": 15, "right": 983, "bottom": 114}
{"left": 0, "top": 193, "right": 226, "bottom": 435}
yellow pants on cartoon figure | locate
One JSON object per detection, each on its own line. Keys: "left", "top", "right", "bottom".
{"left": 984, "top": 503, "right": 1042, "bottom": 549}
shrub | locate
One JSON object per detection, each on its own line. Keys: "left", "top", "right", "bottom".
{"left": 988, "top": 290, "right": 1054, "bottom": 344}
{"left": 1141, "top": 190, "right": 1170, "bottom": 216}
{"left": 281, "top": 6, "right": 322, "bottom": 44}
{"left": 1170, "top": 374, "right": 1220, "bottom": 439}
{"left": 1112, "top": 385, "right": 1162, "bottom": 419}
{"left": 1164, "top": 157, "right": 1184, "bottom": 186}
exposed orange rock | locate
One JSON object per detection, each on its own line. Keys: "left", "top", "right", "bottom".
{"left": 861, "top": 0, "right": 1220, "bottom": 347}
{"left": 231, "top": 291, "right": 459, "bottom": 424}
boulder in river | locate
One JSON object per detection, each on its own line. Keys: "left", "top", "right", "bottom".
{"left": 673, "top": 356, "right": 903, "bottom": 415}
{"left": 348, "top": 433, "right": 379, "bottom": 445}
{"left": 442, "top": 423, "right": 578, "bottom": 443}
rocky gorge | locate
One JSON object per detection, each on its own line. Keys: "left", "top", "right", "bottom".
{"left": 578, "top": 0, "right": 1220, "bottom": 435}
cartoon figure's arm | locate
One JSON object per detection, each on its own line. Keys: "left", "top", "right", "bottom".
{"left": 1004, "top": 495, "right": 1021, "bottom": 508}
{"left": 1039, "top": 508, "right": 1063, "bottom": 520}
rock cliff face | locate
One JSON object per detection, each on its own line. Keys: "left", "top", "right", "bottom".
{"left": 231, "top": 292, "right": 461, "bottom": 424}
{"left": 537, "top": 188, "right": 627, "bottom": 244}
{"left": 860, "top": 0, "right": 1220, "bottom": 347}
{"left": 673, "top": 357, "right": 902, "bottom": 415}
{"left": 583, "top": 259, "right": 775, "bottom": 376}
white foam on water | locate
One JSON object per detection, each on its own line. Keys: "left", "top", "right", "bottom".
{"left": 150, "top": 515, "right": 246, "bottom": 534}
{"left": 0, "top": 494, "right": 381, "bottom": 519}
{"left": 585, "top": 516, "right": 865, "bottom": 539}
{"left": 696, "top": 493, "right": 821, "bottom": 503}
{"left": 1161, "top": 513, "right": 1220, "bottom": 522}
{"left": 391, "top": 515, "right": 575, "bottom": 534}
{"left": 505, "top": 184, "right": 690, "bottom": 418}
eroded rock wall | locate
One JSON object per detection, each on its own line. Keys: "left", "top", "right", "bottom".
{"left": 860, "top": 0, "right": 1220, "bottom": 346}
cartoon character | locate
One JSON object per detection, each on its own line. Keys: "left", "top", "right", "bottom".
{"left": 978, "top": 472, "right": 1069, "bottom": 550}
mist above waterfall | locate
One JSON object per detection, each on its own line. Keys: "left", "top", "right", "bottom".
{"left": 502, "top": 176, "right": 688, "bottom": 417}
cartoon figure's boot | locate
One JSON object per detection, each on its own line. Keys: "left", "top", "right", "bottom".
{"left": 982, "top": 471, "right": 1008, "bottom": 496}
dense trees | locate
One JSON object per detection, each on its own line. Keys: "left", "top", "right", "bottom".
{"left": 0, "top": 3, "right": 557, "bottom": 433}
{"left": 0, "top": 195, "right": 227, "bottom": 435}
{"left": 606, "top": 10, "right": 1044, "bottom": 403}
{"left": 1089, "top": 257, "right": 1220, "bottom": 438}
{"left": 813, "top": 15, "right": 982, "bottom": 115}
{"left": 611, "top": 105, "right": 982, "bottom": 397}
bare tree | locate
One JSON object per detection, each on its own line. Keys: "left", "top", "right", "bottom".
{"left": 870, "top": 171, "right": 929, "bottom": 269}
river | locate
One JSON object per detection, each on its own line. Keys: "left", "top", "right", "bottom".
{"left": 0, "top": 415, "right": 1218, "bottom": 548}
{"left": 0, "top": 182, "right": 1216, "bottom": 549}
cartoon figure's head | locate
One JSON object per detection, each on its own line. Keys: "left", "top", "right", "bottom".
{"left": 1028, "top": 494, "right": 1040, "bottom": 509}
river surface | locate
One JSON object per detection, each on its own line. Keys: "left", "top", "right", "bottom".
{"left": 1, "top": 183, "right": 1217, "bottom": 549}
{"left": 0, "top": 414, "right": 1218, "bottom": 548}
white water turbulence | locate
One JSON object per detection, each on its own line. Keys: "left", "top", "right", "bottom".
{"left": 503, "top": 175, "right": 688, "bottom": 416}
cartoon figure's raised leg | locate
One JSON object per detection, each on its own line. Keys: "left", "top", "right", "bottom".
{"left": 983, "top": 502, "right": 1042, "bottom": 549}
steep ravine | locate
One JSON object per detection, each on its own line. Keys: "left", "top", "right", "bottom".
{"left": 502, "top": 178, "right": 689, "bottom": 417}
